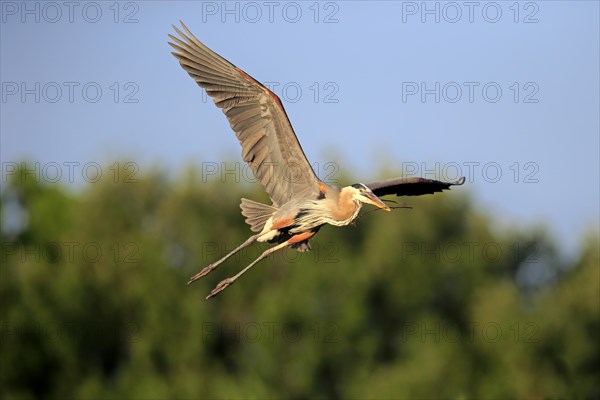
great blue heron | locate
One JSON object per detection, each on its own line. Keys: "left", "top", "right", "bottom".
{"left": 169, "top": 22, "right": 465, "bottom": 299}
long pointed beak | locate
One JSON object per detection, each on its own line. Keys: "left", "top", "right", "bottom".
{"left": 362, "top": 192, "right": 391, "bottom": 211}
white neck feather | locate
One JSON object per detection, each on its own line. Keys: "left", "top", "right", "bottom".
{"left": 294, "top": 198, "right": 362, "bottom": 231}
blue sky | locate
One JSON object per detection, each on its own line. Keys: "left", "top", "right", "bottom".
{"left": 1, "top": 1, "right": 599, "bottom": 257}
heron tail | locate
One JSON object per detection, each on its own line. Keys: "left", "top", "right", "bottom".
{"left": 240, "top": 198, "right": 277, "bottom": 232}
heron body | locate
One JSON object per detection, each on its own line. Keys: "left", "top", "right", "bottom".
{"left": 169, "top": 22, "right": 465, "bottom": 299}
{"left": 254, "top": 184, "right": 379, "bottom": 243}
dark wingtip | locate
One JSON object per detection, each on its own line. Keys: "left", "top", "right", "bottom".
{"left": 454, "top": 176, "right": 466, "bottom": 186}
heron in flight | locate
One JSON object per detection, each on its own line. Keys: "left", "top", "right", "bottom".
{"left": 169, "top": 22, "right": 465, "bottom": 299}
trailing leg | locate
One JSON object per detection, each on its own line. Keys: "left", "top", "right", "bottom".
{"left": 188, "top": 233, "right": 260, "bottom": 285}
{"left": 205, "top": 231, "right": 316, "bottom": 299}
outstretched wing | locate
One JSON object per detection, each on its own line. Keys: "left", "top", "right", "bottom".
{"left": 169, "top": 22, "right": 321, "bottom": 207}
{"left": 366, "top": 176, "right": 465, "bottom": 197}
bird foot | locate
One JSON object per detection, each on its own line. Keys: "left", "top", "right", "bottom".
{"left": 206, "top": 277, "right": 234, "bottom": 299}
{"left": 187, "top": 264, "right": 215, "bottom": 285}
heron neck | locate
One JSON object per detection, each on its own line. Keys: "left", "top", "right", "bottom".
{"left": 320, "top": 186, "right": 359, "bottom": 226}
{"left": 328, "top": 198, "right": 362, "bottom": 227}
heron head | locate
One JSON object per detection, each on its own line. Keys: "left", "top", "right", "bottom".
{"left": 349, "top": 183, "right": 391, "bottom": 211}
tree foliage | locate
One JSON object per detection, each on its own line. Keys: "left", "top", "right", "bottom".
{"left": 1, "top": 163, "right": 598, "bottom": 399}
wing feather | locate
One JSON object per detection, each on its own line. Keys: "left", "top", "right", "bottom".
{"left": 366, "top": 177, "right": 465, "bottom": 197}
{"left": 170, "top": 22, "right": 321, "bottom": 207}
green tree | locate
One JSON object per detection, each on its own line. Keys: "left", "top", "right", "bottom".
{"left": 1, "top": 162, "right": 598, "bottom": 399}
